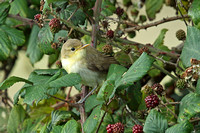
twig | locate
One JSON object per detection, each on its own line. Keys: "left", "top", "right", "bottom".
{"left": 190, "top": 118, "right": 200, "bottom": 123}
{"left": 152, "top": 63, "right": 178, "bottom": 81}
{"left": 8, "top": 14, "right": 35, "bottom": 27}
{"left": 91, "top": 0, "right": 103, "bottom": 48}
{"left": 125, "top": 105, "right": 142, "bottom": 125}
{"left": 161, "top": 102, "right": 178, "bottom": 119}
{"left": 124, "top": 15, "right": 189, "bottom": 32}
{"left": 66, "top": 86, "right": 72, "bottom": 100}
{"left": 67, "top": 7, "right": 79, "bottom": 21}
{"left": 175, "top": 0, "right": 188, "bottom": 26}
{"left": 96, "top": 112, "right": 107, "bottom": 133}
{"left": 164, "top": 102, "right": 180, "bottom": 106}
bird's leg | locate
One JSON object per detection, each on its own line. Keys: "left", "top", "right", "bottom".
{"left": 77, "top": 86, "right": 97, "bottom": 104}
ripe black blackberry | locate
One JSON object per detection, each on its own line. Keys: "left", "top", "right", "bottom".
{"left": 113, "top": 122, "right": 124, "bottom": 133}
{"left": 107, "top": 30, "right": 114, "bottom": 38}
{"left": 132, "top": 124, "right": 143, "bottom": 133}
{"left": 116, "top": 7, "right": 124, "bottom": 17}
{"left": 145, "top": 94, "right": 159, "bottom": 109}
{"left": 151, "top": 83, "right": 164, "bottom": 95}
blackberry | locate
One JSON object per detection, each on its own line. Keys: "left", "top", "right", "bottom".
{"left": 151, "top": 83, "right": 164, "bottom": 95}
{"left": 102, "top": 21, "right": 109, "bottom": 29}
{"left": 102, "top": 44, "right": 113, "bottom": 54}
{"left": 132, "top": 124, "right": 143, "bottom": 133}
{"left": 113, "top": 122, "right": 124, "bottom": 133}
{"left": 176, "top": 79, "right": 186, "bottom": 89}
{"left": 107, "top": 30, "right": 114, "bottom": 38}
{"left": 116, "top": 7, "right": 124, "bottom": 17}
{"left": 34, "top": 14, "right": 41, "bottom": 22}
{"left": 49, "top": 18, "right": 61, "bottom": 33}
{"left": 106, "top": 124, "right": 114, "bottom": 133}
{"left": 176, "top": 29, "right": 186, "bottom": 41}
{"left": 145, "top": 94, "right": 159, "bottom": 109}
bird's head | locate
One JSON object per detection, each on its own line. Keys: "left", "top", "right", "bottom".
{"left": 61, "top": 39, "right": 90, "bottom": 59}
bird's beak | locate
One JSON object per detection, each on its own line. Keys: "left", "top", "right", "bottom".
{"left": 79, "top": 44, "right": 90, "bottom": 50}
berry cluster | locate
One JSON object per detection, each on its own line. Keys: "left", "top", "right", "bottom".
{"left": 176, "top": 79, "right": 186, "bottom": 89}
{"left": 107, "top": 30, "right": 114, "bottom": 38}
{"left": 176, "top": 29, "right": 186, "bottom": 41}
{"left": 102, "top": 44, "right": 113, "bottom": 54}
{"left": 181, "top": 58, "right": 200, "bottom": 82}
{"left": 145, "top": 94, "right": 159, "bottom": 109}
{"left": 116, "top": 7, "right": 124, "bottom": 17}
{"left": 106, "top": 122, "right": 124, "bottom": 133}
{"left": 151, "top": 83, "right": 164, "bottom": 96}
{"left": 49, "top": 18, "right": 61, "bottom": 33}
{"left": 34, "top": 14, "right": 43, "bottom": 27}
{"left": 132, "top": 124, "right": 143, "bottom": 133}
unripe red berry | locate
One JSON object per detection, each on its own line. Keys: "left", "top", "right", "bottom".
{"left": 113, "top": 122, "right": 124, "bottom": 133}
{"left": 106, "top": 124, "right": 114, "bottom": 133}
{"left": 49, "top": 18, "right": 61, "bottom": 33}
{"left": 107, "top": 30, "right": 114, "bottom": 38}
{"left": 145, "top": 94, "right": 159, "bottom": 109}
{"left": 34, "top": 14, "right": 41, "bottom": 22}
{"left": 132, "top": 124, "right": 143, "bottom": 133}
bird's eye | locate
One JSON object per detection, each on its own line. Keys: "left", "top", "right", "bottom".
{"left": 71, "top": 47, "right": 75, "bottom": 51}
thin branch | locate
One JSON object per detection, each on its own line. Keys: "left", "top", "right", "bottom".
{"left": 67, "top": 7, "right": 79, "bottom": 21}
{"left": 92, "top": 0, "right": 103, "bottom": 48}
{"left": 164, "top": 102, "right": 180, "bottom": 106}
{"left": 152, "top": 63, "right": 179, "bottom": 81}
{"left": 96, "top": 112, "right": 107, "bottom": 133}
{"left": 124, "top": 15, "right": 189, "bottom": 32}
{"left": 8, "top": 14, "right": 35, "bottom": 27}
{"left": 125, "top": 105, "right": 142, "bottom": 125}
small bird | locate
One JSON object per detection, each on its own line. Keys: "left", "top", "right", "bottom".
{"left": 61, "top": 39, "right": 118, "bottom": 88}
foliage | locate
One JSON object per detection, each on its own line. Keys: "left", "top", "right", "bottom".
{"left": 1, "top": 0, "right": 200, "bottom": 133}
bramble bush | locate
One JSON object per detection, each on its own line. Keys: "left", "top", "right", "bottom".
{"left": 0, "top": 0, "right": 200, "bottom": 132}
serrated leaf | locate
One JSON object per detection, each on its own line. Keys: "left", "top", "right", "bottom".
{"left": 165, "top": 120, "right": 193, "bottom": 133}
{"left": 178, "top": 93, "right": 200, "bottom": 122}
{"left": 143, "top": 109, "right": 168, "bottom": 133}
{"left": 0, "top": 2, "right": 10, "bottom": 24}
{"left": 61, "top": 119, "right": 80, "bottom": 133}
{"left": 48, "top": 52, "right": 60, "bottom": 67}
{"left": 37, "top": 25, "right": 54, "bottom": 54}
{"left": 85, "top": 95, "right": 104, "bottom": 112}
{"left": 188, "top": 0, "right": 200, "bottom": 28}
{"left": 49, "top": 73, "right": 81, "bottom": 88}
{"left": 97, "top": 64, "right": 127, "bottom": 101}
{"left": 0, "top": 107, "right": 9, "bottom": 131}
{"left": 180, "top": 26, "right": 200, "bottom": 67}
{"left": 7, "top": 105, "right": 26, "bottom": 133}
{"left": 145, "top": 0, "right": 164, "bottom": 20}
{"left": 101, "top": 0, "right": 116, "bottom": 17}
{"left": 47, "top": 0, "right": 68, "bottom": 4}
{"left": 26, "top": 25, "right": 44, "bottom": 64}
{"left": 0, "top": 76, "right": 32, "bottom": 90}
{"left": 52, "top": 126, "right": 63, "bottom": 133}
{"left": 196, "top": 79, "right": 200, "bottom": 94}
{"left": 9, "top": 0, "right": 28, "bottom": 17}
{"left": 34, "top": 69, "right": 64, "bottom": 75}
{"left": 0, "top": 28, "right": 11, "bottom": 61}
{"left": 153, "top": 28, "right": 170, "bottom": 51}
{"left": 61, "top": 5, "right": 86, "bottom": 26}
{"left": 54, "top": 30, "right": 68, "bottom": 43}
{"left": 112, "top": 53, "right": 154, "bottom": 96}
{"left": 83, "top": 106, "right": 102, "bottom": 133}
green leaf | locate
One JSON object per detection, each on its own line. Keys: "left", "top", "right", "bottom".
{"left": 0, "top": 28, "right": 11, "bottom": 61}
{"left": 0, "top": 2, "right": 10, "bottom": 24}
{"left": 97, "top": 64, "right": 127, "bottom": 101}
{"left": 61, "top": 119, "right": 80, "bottom": 133}
{"left": 115, "top": 53, "right": 154, "bottom": 91}
{"left": 49, "top": 73, "right": 81, "bottom": 88}
{"left": 188, "top": 0, "right": 200, "bottom": 29}
{"left": 52, "top": 126, "right": 63, "bottom": 133}
{"left": 0, "top": 76, "right": 32, "bottom": 90}
{"left": 48, "top": 52, "right": 59, "bottom": 67}
{"left": 85, "top": 95, "right": 104, "bottom": 112}
{"left": 0, "top": 25, "right": 25, "bottom": 46}
{"left": 26, "top": 25, "right": 44, "bottom": 64}
{"left": 9, "top": 0, "right": 28, "bottom": 17}
{"left": 61, "top": 5, "right": 86, "bottom": 26}
{"left": 101, "top": 0, "right": 116, "bottom": 17}
{"left": 180, "top": 26, "right": 200, "bottom": 67}
{"left": 145, "top": 0, "right": 164, "bottom": 20}
{"left": 143, "top": 109, "right": 168, "bottom": 133}
{"left": 47, "top": 0, "right": 68, "bottom": 4}
{"left": 7, "top": 105, "right": 26, "bottom": 133}
{"left": 37, "top": 25, "right": 54, "bottom": 54}
{"left": 153, "top": 29, "right": 170, "bottom": 51}
{"left": 196, "top": 79, "right": 200, "bottom": 94}
{"left": 165, "top": 120, "right": 193, "bottom": 133}
{"left": 83, "top": 106, "right": 102, "bottom": 133}
{"left": 54, "top": 30, "right": 68, "bottom": 43}
{"left": 178, "top": 93, "right": 200, "bottom": 122}
{"left": 0, "top": 107, "right": 9, "bottom": 132}
{"left": 34, "top": 69, "right": 64, "bottom": 75}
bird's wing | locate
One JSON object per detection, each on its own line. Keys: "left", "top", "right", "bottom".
{"left": 86, "top": 46, "right": 118, "bottom": 72}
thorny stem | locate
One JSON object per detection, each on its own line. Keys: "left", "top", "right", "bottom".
{"left": 8, "top": 14, "right": 35, "bottom": 27}
{"left": 124, "top": 15, "right": 189, "bottom": 32}
{"left": 96, "top": 112, "right": 107, "bottom": 133}
{"left": 125, "top": 105, "right": 142, "bottom": 125}
{"left": 152, "top": 63, "right": 179, "bottom": 81}
{"left": 92, "top": 0, "right": 102, "bottom": 48}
